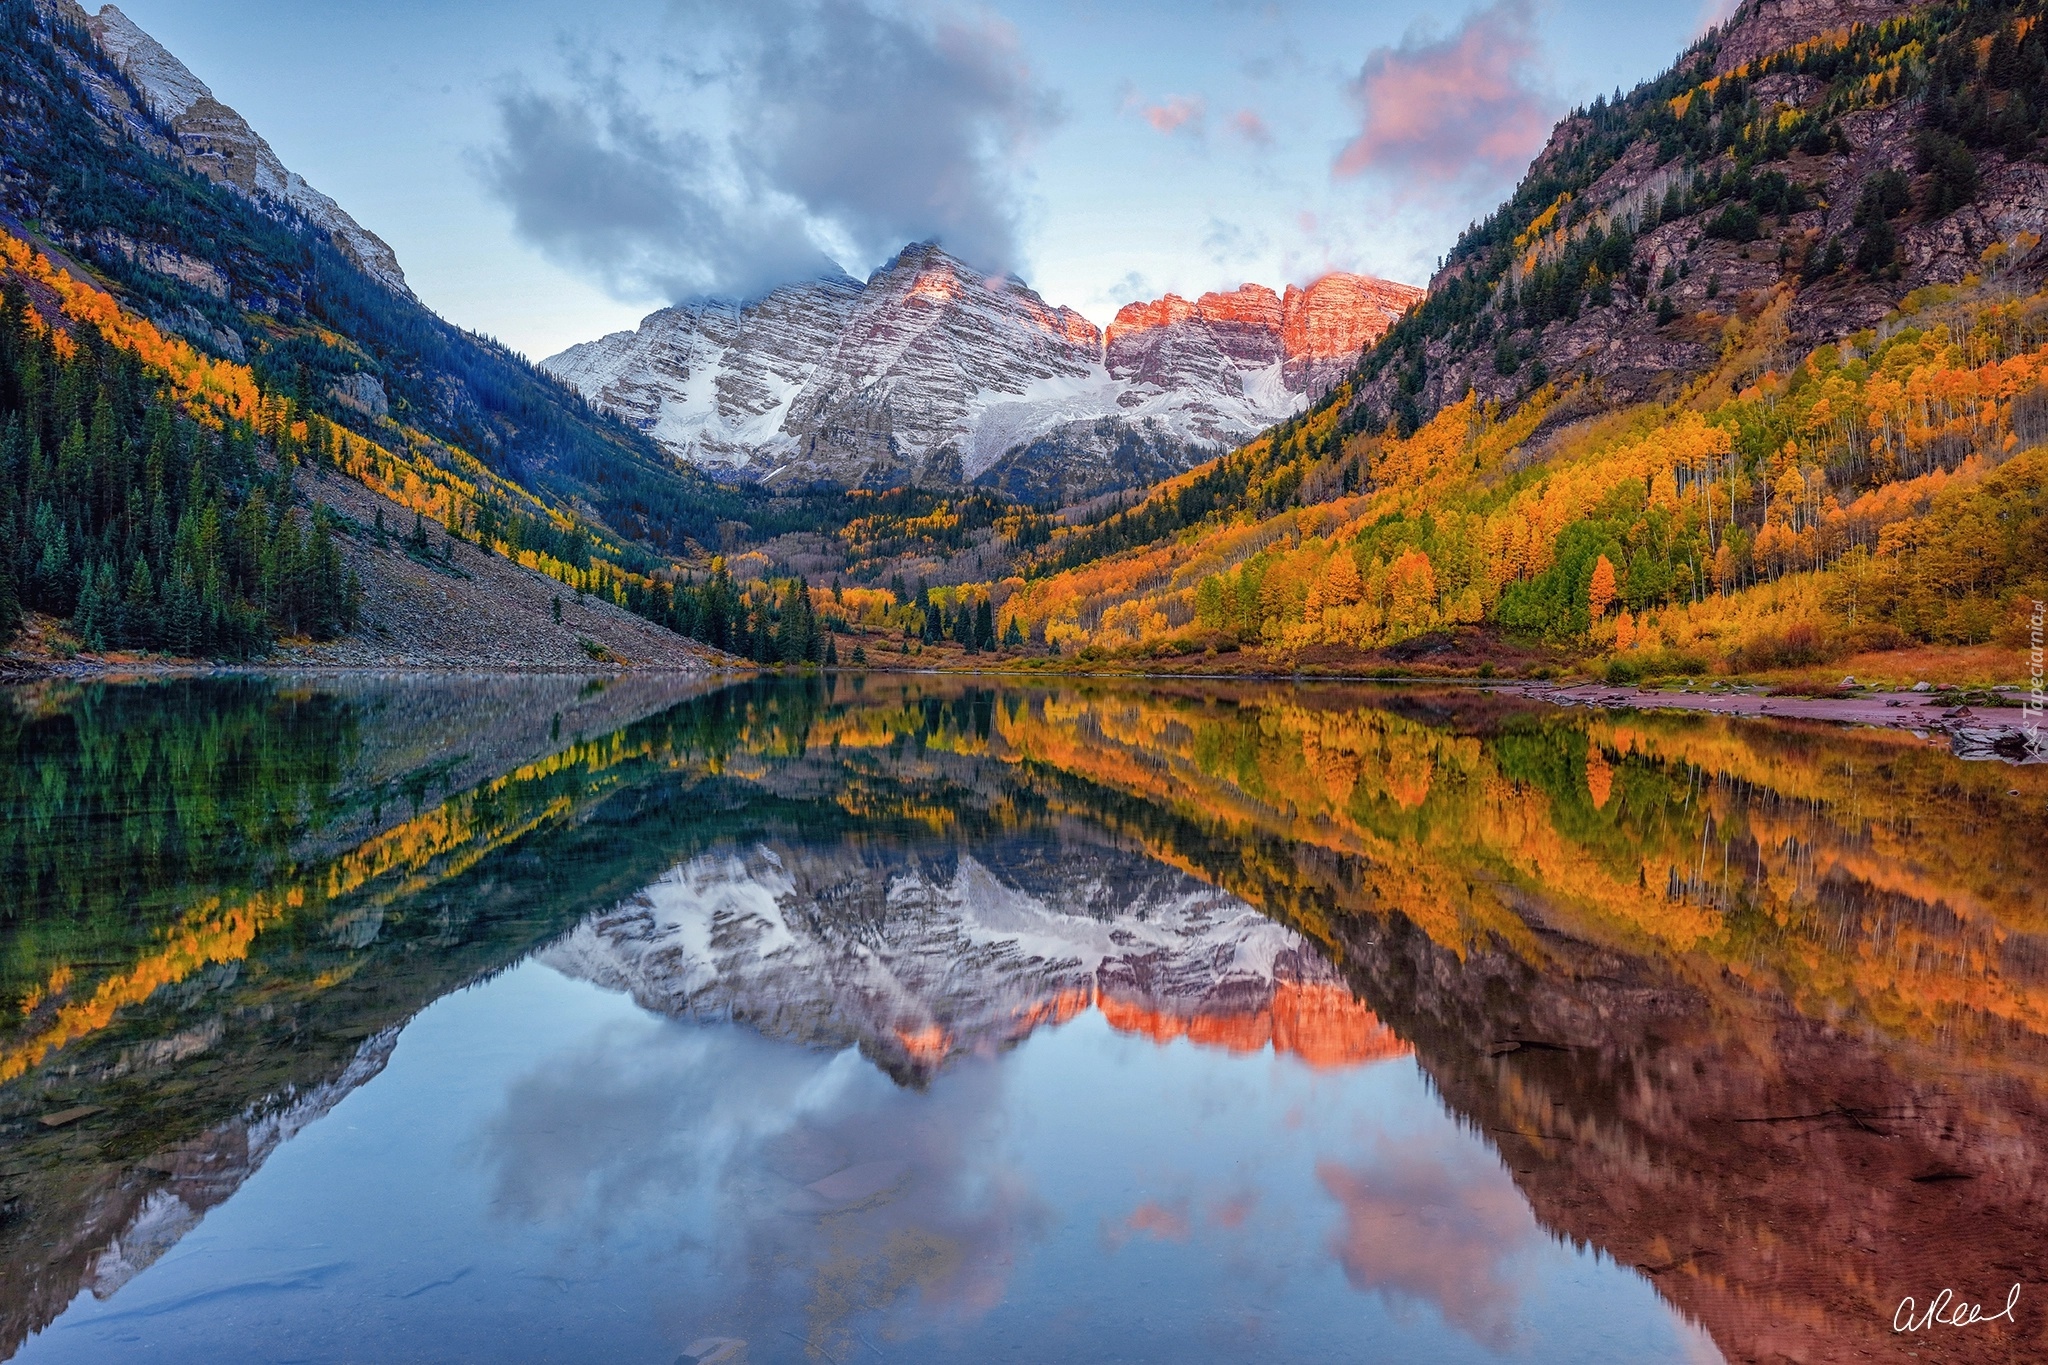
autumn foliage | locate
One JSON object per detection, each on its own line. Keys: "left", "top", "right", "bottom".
{"left": 994, "top": 276, "right": 2048, "bottom": 675}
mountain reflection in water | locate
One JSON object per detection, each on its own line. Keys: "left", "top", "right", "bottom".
{"left": 0, "top": 674, "right": 2042, "bottom": 1363}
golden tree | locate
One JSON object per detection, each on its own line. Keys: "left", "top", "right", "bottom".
{"left": 1589, "top": 554, "right": 1618, "bottom": 620}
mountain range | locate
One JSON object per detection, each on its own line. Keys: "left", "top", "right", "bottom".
{"left": 541, "top": 245, "right": 1419, "bottom": 495}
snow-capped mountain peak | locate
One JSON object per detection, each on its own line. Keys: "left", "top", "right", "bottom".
{"left": 541, "top": 246, "right": 1421, "bottom": 494}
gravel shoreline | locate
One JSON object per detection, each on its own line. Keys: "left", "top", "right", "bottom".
{"left": 1523, "top": 681, "right": 2044, "bottom": 762}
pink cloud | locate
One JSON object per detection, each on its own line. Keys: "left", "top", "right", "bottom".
{"left": 1103, "top": 1197, "right": 1192, "bottom": 1248}
{"left": 1229, "top": 108, "right": 1273, "bottom": 146}
{"left": 1332, "top": 0, "right": 1555, "bottom": 186}
{"left": 1316, "top": 1141, "right": 1540, "bottom": 1350}
{"left": 1139, "top": 94, "right": 1207, "bottom": 137}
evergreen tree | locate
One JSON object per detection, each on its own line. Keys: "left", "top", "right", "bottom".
{"left": 0, "top": 558, "right": 18, "bottom": 644}
{"left": 974, "top": 599, "right": 995, "bottom": 651}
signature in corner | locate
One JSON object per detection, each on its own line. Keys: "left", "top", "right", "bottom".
{"left": 1894, "top": 1284, "right": 2021, "bottom": 1333}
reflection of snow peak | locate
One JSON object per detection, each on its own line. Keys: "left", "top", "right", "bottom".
{"left": 84, "top": 1028, "right": 401, "bottom": 1298}
{"left": 540, "top": 843, "right": 1407, "bottom": 1079}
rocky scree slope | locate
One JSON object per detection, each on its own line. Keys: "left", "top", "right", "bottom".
{"left": 543, "top": 243, "right": 1418, "bottom": 496}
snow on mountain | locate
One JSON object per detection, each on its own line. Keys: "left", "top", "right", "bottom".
{"left": 538, "top": 840, "right": 1408, "bottom": 1084}
{"left": 542, "top": 274, "right": 866, "bottom": 475}
{"left": 81, "top": 5, "right": 410, "bottom": 296}
{"left": 541, "top": 243, "right": 1421, "bottom": 492}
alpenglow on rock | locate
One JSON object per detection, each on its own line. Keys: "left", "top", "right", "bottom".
{"left": 79, "top": 4, "right": 410, "bottom": 295}
{"left": 542, "top": 243, "right": 1420, "bottom": 493}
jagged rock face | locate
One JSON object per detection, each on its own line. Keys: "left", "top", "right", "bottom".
{"left": 543, "top": 245, "right": 1421, "bottom": 492}
{"left": 541, "top": 275, "right": 866, "bottom": 476}
{"left": 1102, "top": 275, "right": 1420, "bottom": 435}
{"left": 549, "top": 245, "right": 1110, "bottom": 487}
{"left": 539, "top": 839, "right": 1406, "bottom": 1084}
{"left": 1281, "top": 273, "right": 1427, "bottom": 392}
{"left": 81, "top": 5, "right": 409, "bottom": 296}
{"left": 774, "top": 245, "right": 1104, "bottom": 486}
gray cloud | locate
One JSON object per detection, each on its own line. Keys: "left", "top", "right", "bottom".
{"left": 483, "top": 0, "right": 1059, "bottom": 303}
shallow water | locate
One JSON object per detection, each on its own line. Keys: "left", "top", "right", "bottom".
{"left": 1, "top": 675, "right": 2043, "bottom": 1363}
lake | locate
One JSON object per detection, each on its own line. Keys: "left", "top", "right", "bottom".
{"left": 0, "top": 674, "right": 2042, "bottom": 1363}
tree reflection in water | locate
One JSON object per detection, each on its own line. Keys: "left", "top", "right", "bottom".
{"left": 0, "top": 675, "right": 2041, "bottom": 1362}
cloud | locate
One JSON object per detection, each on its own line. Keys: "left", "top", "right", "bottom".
{"left": 482, "top": 0, "right": 1059, "bottom": 303}
{"left": 1229, "top": 108, "right": 1273, "bottom": 147}
{"left": 1128, "top": 92, "right": 1208, "bottom": 138}
{"left": 473, "top": 1017, "right": 1047, "bottom": 1351}
{"left": 1332, "top": 0, "right": 1555, "bottom": 193}
{"left": 1102, "top": 1198, "right": 1192, "bottom": 1249}
{"left": 1316, "top": 1140, "right": 1540, "bottom": 1351}
{"left": 1202, "top": 217, "right": 1269, "bottom": 269}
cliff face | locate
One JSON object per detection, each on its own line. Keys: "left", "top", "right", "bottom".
{"left": 1102, "top": 275, "right": 1420, "bottom": 426}
{"left": 1711, "top": 0, "right": 1915, "bottom": 73}
{"left": 1280, "top": 273, "right": 1426, "bottom": 391}
{"left": 539, "top": 275, "right": 868, "bottom": 478}
{"left": 543, "top": 248, "right": 1419, "bottom": 495}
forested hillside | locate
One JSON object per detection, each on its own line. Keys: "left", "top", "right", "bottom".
{"left": 965, "top": 0, "right": 2048, "bottom": 683}
{"left": 1351, "top": 0, "right": 2048, "bottom": 430}
{"left": 0, "top": 0, "right": 894, "bottom": 665}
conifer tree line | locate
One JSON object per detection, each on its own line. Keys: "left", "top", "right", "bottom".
{"left": 910, "top": 587, "right": 997, "bottom": 654}
{"left": 0, "top": 282, "right": 360, "bottom": 655}
{"left": 621, "top": 564, "right": 836, "bottom": 666}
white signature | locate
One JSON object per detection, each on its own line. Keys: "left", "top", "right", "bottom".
{"left": 1893, "top": 1284, "right": 2021, "bottom": 1332}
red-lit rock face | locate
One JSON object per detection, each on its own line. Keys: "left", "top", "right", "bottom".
{"left": 1280, "top": 273, "right": 1424, "bottom": 393}
{"left": 1096, "top": 979, "right": 1410, "bottom": 1070}
{"left": 1281, "top": 274, "right": 1423, "bottom": 360}
{"left": 541, "top": 842, "right": 1410, "bottom": 1085}
{"left": 1104, "top": 273, "right": 1422, "bottom": 400}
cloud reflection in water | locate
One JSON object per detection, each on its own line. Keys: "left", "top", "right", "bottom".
{"left": 472, "top": 1019, "right": 1046, "bottom": 1358}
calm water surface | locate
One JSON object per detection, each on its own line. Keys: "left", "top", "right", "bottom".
{"left": 0, "top": 675, "right": 2042, "bottom": 1363}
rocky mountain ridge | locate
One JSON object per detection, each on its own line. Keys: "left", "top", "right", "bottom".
{"left": 543, "top": 244, "right": 1418, "bottom": 494}
{"left": 69, "top": 3, "right": 409, "bottom": 295}
{"left": 1345, "top": 0, "right": 2048, "bottom": 433}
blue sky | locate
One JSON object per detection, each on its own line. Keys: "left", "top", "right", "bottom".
{"left": 108, "top": 0, "right": 1727, "bottom": 359}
